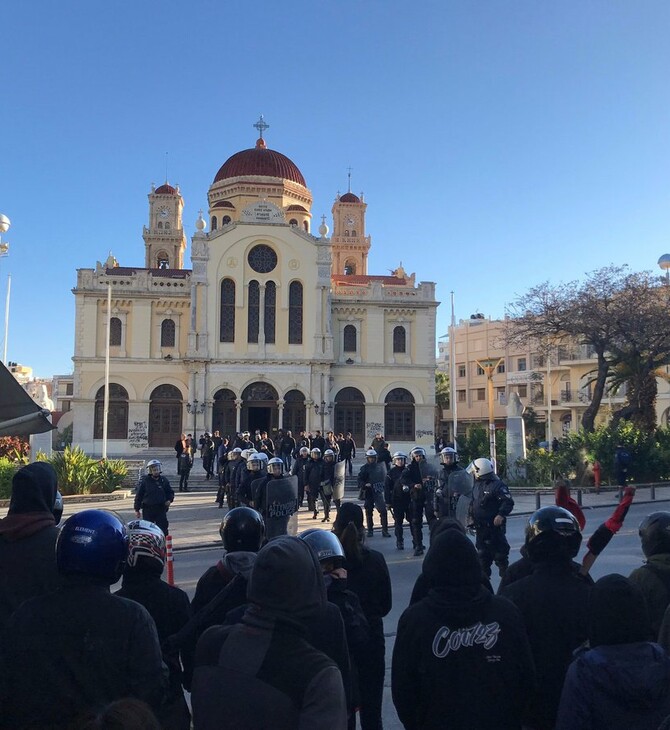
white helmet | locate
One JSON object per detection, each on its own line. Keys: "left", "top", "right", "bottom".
{"left": 440, "top": 447, "right": 458, "bottom": 466}
{"left": 366, "top": 449, "right": 377, "bottom": 460}
{"left": 299, "top": 446, "right": 310, "bottom": 456}
{"left": 268, "top": 457, "right": 284, "bottom": 476}
{"left": 324, "top": 449, "right": 335, "bottom": 461}
{"left": 257, "top": 452, "right": 269, "bottom": 466}
{"left": 310, "top": 447, "right": 321, "bottom": 458}
{"left": 240, "top": 449, "right": 251, "bottom": 460}
{"left": 146, "top": 459, "right": 162, "bottom": 474}
{"left": 229, "top": 448, "right": 242, "bottom": 460}
{"left": 247, "top": 453, "right": 263, "bottom": 471}
{"left": 472, "top": 457, "right": 495, "bottom": 479}
{"left": 410, "top": 447, "right": 426, "bottom": 460}
{"left": 392, "top": 451, "right": 408, "bottom": 467}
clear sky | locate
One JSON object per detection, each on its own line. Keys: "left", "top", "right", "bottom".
{"left": 1, "top": 1, "right": 668, "bottom": 377}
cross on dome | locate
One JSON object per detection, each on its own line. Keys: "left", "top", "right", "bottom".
{"left": 253, "top": 115, "right": 270, "bottom": 139}
{"left": 347, "top": 166, "right": 353, "bottom": 192}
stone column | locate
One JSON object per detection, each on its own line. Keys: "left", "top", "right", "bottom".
{"left": 506, "top": 391, "right": 527, "bottom": 482}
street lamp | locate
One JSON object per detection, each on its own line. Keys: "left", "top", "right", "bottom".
{"left": 0, "top": 214, "right": 10, "bottom": 364}
{"left": 314, "top": 400, "right": 333, "bottom": 434}
{"left": 475, "top": 357, "right": 503, "bottom": 468}
{"left": 658, "top": 254, "right": 670, "bottom": 285}
{"left": 186, "top": 399, "right": 206, "bottom": 436}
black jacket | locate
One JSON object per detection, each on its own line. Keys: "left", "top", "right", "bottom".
{"left": 0, "top": 582, "right": 166, "bottom": 729}
{"left": 345, "top": 546, "right": 392, "bottom": 642}
{"left": 501, "top": 561, "right": 591, "bottom": 730}
{"left": 385, "top": 464, "right": 410, "bottom": 509}
{"left": 471, "top": 474, "right": 514, "bottom": 526}
{"left": 134, "top": 474, "right": 175, "bottom": 510}
{"left": 392, "top": 585, "right": 536, "bottom": 730}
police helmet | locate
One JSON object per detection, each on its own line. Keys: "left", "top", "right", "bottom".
{"left": 324, "top": 449, "right": 335, "bottom": 462}
{"left": 247, "top": 453, "right": 263, "bottom": 471}
{"left": 56, "top": 509, "right": 129, "bottom": 584}
{"left": 126, "top": 519, "right": 166, "bottom": 570}
{"left": 53, "top": 490, "right": 64, "bottom": 525}
{"left": 440, "top": 447, "right": 458, "bottom": 466}
{"left": 299, "top": 528, "right": 345, "bottom": 567}
{"left": 310, "top": 448, "right": 321, "bottom": 458}
{"left": 410, "top": 447, "right": 426, "bottom": 460}
{"left": 257, "top": 452, "right": 269, "bottom": 467}
{"left": 525, "top": 506, "right": 582, "bottom": 562}
{"left": 299, "top": 446, "right": 310, "bottom": 456}
{"left": 268, "top": 457, "right": 284, "bottom": 476}
{"left": 472, "top": 457, "right": 494, "bottom": 479}
{"left": 219, "top": 507, "right": 265, "bottom": 553}
{"left": 639, "top": 512, "right": 670, "bottom": 558}
{"left": 392, "top": 451, "right": 408, "bottom": 467}
{"left": 366, "top": 449, "right": 378, "bottom": 462}
{"left": 146, "top": 459, "right": 162, "bottom": 475}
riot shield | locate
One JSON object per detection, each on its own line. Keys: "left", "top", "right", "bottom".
{"left": 264, "top": 475, "right": 299, "bottom": 540}
{"left": 418, "top": 459, "right": 440, "bottom": 491}
{"left": 366, "top": 461, "right": 388, "bottom": 495}
{"left": 332, "top": 460, "right": 346, "bottom": 501}
{"left": 449, "top": 470, "right": 474, "bottom": 528}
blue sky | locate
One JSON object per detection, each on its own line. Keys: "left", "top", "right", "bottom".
{"left": 1, "top": 1, "right": 668, "bottom": 377}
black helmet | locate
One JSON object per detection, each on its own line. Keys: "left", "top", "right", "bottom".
{"left": 219, "top": 507, "right": 265, "bottom": 553}
{"left": 299, "top": 528, "right": 345, "bottom": 567}
{"left": 639, "top": 512, "right": 670, "bottom": 558}
{"left": 525, "top": 506, "right": 582, "bottom": 562}
{"left": 57, "top": 509, "right": 129, "bottom": 584}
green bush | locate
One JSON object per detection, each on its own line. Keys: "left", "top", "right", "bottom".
{"left": 92, "top": 458, "right": 128, "bottom": 494}
{"left": 456, "top": 425, "right": 507, "bottom": 476}
{"left": 49, "top": 447, "right": 98, "bottom": 495}
{"left": 0, "top": 458, "right": 18, "bottom": 500}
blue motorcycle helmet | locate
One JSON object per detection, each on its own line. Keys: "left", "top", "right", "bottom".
{"left": 56, "top": 509, "right": 129, "bottom": 584}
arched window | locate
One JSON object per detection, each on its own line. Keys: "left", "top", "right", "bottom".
{"left": 393, "top": 326, "right": 406, "bottom": 354}
{"left": 109, "top": 317, "right": 122, "bottom": 346}
{"left": 384, "top": 388, "right": 415, "bottom": 440}
{"left": 352, "top": 230, "right": 357, "bottom": 236}
{"left": 157, "top": 251, "right": 169, "bottom": 269}
{"left": 288, "top": 281, "right": 303, "bottom": 344}
{"left": 248, "top": 280, "right": 259, "bottom": 343}
{"left": 222, "top": 215, "right": 231, "bottom": 225}
{"left": 289, "top": 219, "right": 298, "bottom": 227}
{"left": 94, "top": 383, "right": 128, "bottom": 439}
{"left": 283, "top": 389, "right": 306, "bottom": 434}
{"left": 220, "top": 278, "right": 235, "bottom": 343}
{"left": 344, "top": 260, "right": 356, "bottom": 275}
{"left": 265, "top": 281, "right": 276, "bottom": 344}
{"left": 157, "top": 221, "right": 163, "bottom": 230}
{"left": 161, "top": 319, "right": 175, "bottom": 347}
{"left": 303, "top": 221, "right": 308, "bottom": 231}
{"left": 343, "top": 324, "right": 357, "bottom": 353}
{"left": 211, "top": 216, "right": 218, "bottom": 231}
{"left": 165, "top": 222, "right": 170, "bottom": 230}
{"left": 344, "top": 230, "right": 349, "bottom": 237}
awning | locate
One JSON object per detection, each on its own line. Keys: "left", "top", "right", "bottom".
{"left": 0, "top": 361, "right": 55, "bottom": 437}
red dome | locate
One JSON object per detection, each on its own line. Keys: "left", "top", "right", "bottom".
{"left": 155, "top": 183, "right": 177, "bottom": 194}
{"left": 339, "top": 192, "right": 360, "bottom": 203}
{"left": 213, "top": 144, "right": 306, "bottom": 187}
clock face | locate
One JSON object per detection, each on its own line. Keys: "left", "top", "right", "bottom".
{"left": 159, "top": 207, "right": 170, "bottom": 218}
{"left": 346, "top": 216, "right": 355, "bottom": 226}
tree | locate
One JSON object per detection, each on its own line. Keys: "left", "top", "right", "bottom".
{"left": 434, "top": 370, "right": 450, "bottom": 438}
{"left": 507, "top": 265, "right": 670, "bottom": 433}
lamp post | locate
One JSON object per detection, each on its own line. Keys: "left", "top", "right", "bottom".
{"left": 314, "top": 400, "right": 332, "bottom": 434}
{"left": 0, "top": 214, "right": 11, "bottom": 364}
{"left": 658, "top": 254, "right": 670, "bottom": 285}
{"left": 186, "top": 399, "right": 206, "bottom": 436}
{"left": 475, "top": 357, "right": 504, "bottom": 468}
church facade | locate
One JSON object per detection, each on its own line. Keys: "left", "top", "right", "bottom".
{"left": 71, "top": 124, "right": 439, "bottom": 455}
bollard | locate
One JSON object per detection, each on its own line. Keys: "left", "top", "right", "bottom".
{"left": 535, "top": 491, "right": 541, "bottom": 510}
{"left": 166, "top": 533, "right": 174, "bottom": 586}
{"left": 651, "top": 484, "right": 656, "bottom": 501}
{"left": 577, "top": 489, "right": 582, "bottom": 506}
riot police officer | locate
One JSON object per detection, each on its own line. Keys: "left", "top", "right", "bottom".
{"left": 470, "top": 457, "right": 514, "bottom": 578}
{"left": 435, "top": 446, "right": 464, "bottom": 519}
{"left": 385, "top": 452, "right": 411, "bottom": 550}
{"left": 357, "top": 450, "right": 390, "bottom": 538}
{"left": 134, "top": 460, "right": 174, "bottom": 535}
{"left": 400, "top": 447, "right": 438, "bottom": 556}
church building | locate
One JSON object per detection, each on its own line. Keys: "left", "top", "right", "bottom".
{"left": 71, "top": 120, "right": 439, "bottom": 455}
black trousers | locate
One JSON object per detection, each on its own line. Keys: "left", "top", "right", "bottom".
{"left": 475, "top": 523, "right": 510, "bottom": 577}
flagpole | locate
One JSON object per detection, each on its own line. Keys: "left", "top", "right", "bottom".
{"left": 3, "top": 275, "right": 10, "bottom": 364}
{"left": 102, "top": 282, "right": 111, "bottom": 460}
{"left": 450, "top": 291, "right": 458, "bottom": 450}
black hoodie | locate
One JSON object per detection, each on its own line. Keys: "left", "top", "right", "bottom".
{"left": 392, "top": 531, "right": 535, "bottom": 730}
{"left": 0, "top": 462, "right": 61, "bottom": 630}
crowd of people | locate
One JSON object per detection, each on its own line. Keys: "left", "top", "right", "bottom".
{"left": 5, "top": 446, "right": 670, "bottom": 729}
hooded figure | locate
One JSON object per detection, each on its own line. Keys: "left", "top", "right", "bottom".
{"left": 557, "top": 574, "right": 670, "bottom": 730}
{"left": 191, "top": 536, "right": 347, "bottom": 730}
{"left": 0, "top": 462, "right": 61, "bottom": 630}
{"left": 392, "top": 530, "right": 535, "bottom": 730}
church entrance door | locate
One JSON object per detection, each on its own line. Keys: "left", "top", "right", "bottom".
{"left": 149, "top": 385, "right": 183, "bottom": 447}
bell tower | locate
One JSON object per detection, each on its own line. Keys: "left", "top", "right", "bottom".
{"left": 143, "top": 182, "right": 187, "bottom": 269}
{"left": 330, "top": 171, "right": 370, "bottom": 276}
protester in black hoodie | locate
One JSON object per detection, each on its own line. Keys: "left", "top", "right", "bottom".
{"left": 191, "top": 536, "right": 347, "bottom": 729}
{"left": 392, "top": 530, "right": 535, "bottom": 730}
{"left": 558, "top": 574, "right": 670, "bottom": 730}
{"left": 0, "top": 462, "right": 61, "bottom": 631}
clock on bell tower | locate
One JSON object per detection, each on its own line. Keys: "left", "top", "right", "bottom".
{"left": 330, "top": 178, "right": 370, "bottom": 276}
{"left": 143, "top": 182, "right": 187, "bottom": 269}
